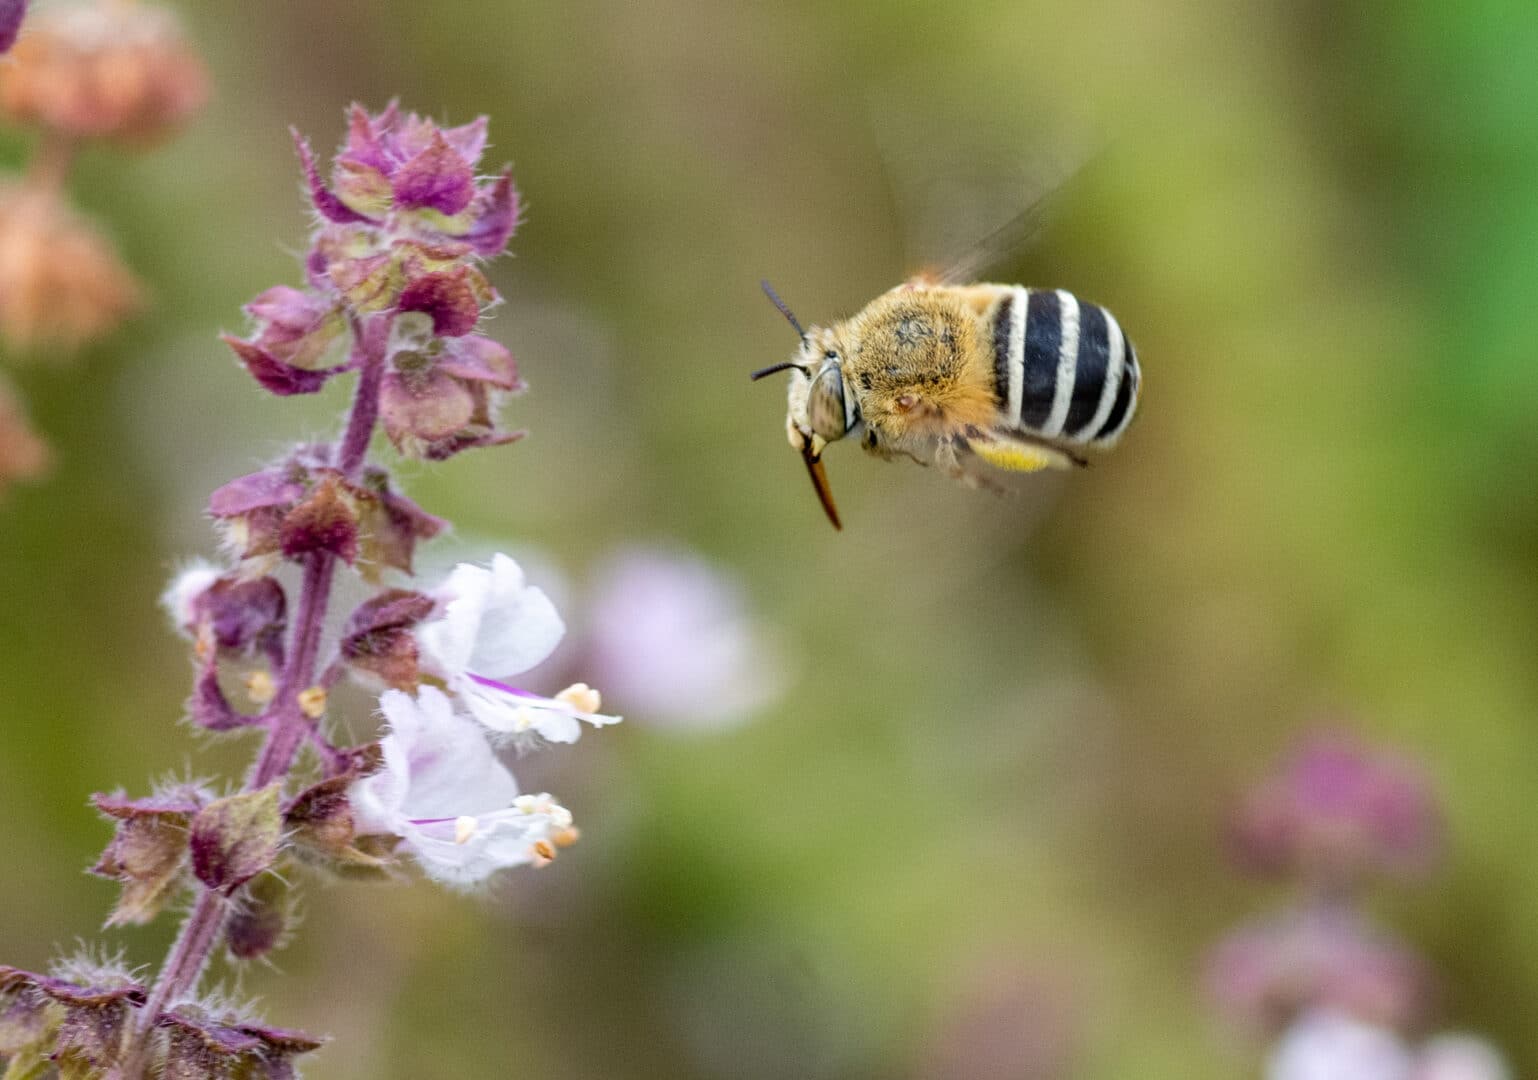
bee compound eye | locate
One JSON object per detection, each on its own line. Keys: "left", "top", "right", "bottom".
{"left": 806, "top": 365, "right": 848, "bottom": 441}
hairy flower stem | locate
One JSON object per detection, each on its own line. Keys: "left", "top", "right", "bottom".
{"left": 114, "top": 889, "right": 224, "bottom": 1077}
{"left": 336, "top": 316, "right": 383, "bottom": 480}
{"left": 22, "top": 131, "right": 76, "bottom": 194}
{"left": 119, "top": 326, "right": 386, "bottom": 1078}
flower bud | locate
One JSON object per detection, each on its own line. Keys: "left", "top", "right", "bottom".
{"left": 225, "top": 873, "right": 291, "bottom": 962}
{"left": 207, "top": 456, "right": 310, "bottom": 569}
{"left": 223, "top": 333, "right": 348, "bottom": 396}
{"left": 188, "top": 785, "right": 283, "bottom": 896}
{"left": 0, "top": 184, "right": 141, "bottom": 352}
{"left": 284, "top": 773, "right": 394, "bottom": 880}
{"left": 0, "top": 967, "right": 62, "bottom": 1071}
{"left": 397, "top": 266, "right": 490, "bottom": 337}
{"left": 0, "top": 956, "right": 146, "bottom": 1075}
{"left": 157, "top": 1005, "right": 323, "bottom": 1080}
{"left": 341, "top": 588, "right": 435, "bottom": 688}
{"left": 243, "top": 284, "right": 349, "bottom": 369}
{"left": 279, "top": 472, "right": 359, "bottom": 562}
{"left": 355, "top": 467, "right": 447, "bottom": 578}
{"left": 0, "top": 0, "right": 208, "bottom": 143}
{"left": 380, "top": 329, "right": 524, "bottom": 460}
{"left": 91, "top": 786, "right": 209, "bottom": 925}
{"left": 209, "top": 452, "right": 374, "bottom": 569}
{"left": 163, "top": 564, "right": 286, "bottom": 660}
{"left": 300, "top": 103, "right": 520, "bottom": 255}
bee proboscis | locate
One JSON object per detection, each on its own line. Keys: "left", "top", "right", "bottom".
{"left": 751, "top": 275, "right": 1141, "bottom": 530}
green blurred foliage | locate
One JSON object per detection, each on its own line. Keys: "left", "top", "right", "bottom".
{"left": 3, "top": 0, "right": 1538, "bottom": 1076}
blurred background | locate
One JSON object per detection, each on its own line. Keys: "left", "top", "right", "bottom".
{"left": 2, "top": 0, "right": 1537, "bottom": 1076}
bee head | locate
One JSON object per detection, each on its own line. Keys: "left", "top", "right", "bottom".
{"left": 751, "top": 280, "right": 849, "bottom": 529}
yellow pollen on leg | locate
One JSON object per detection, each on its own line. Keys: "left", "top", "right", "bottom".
{"left": 244, "top": 670, "right": 276, "bottom": 705}
{"left": 297, "top": 685, "right": 327, "bottom": 719}
{"left": 555, "top": 682, "right": 601, "bottom": 714}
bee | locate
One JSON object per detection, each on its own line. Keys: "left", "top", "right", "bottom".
{"left": 750, "top": 275, "right": 1141, "bottom": 529}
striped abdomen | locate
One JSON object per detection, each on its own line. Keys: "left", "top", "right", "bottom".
{"left": 989, "top": 286, "right": 1139, "bottom": 447}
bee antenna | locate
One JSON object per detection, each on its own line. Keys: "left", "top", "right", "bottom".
{"left": 748, "top": 361, "right": 809, "bottom": 381}
{"left": 760, "top": 279, "right": 807, "bottom": 341}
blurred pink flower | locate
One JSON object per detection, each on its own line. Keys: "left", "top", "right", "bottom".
{"left": 1230, "top": 731, "right": 1441, "bottom": 889}
{"left": 1206, "top": 906, "right": 1430, "bottom": 1037}
{"left": 0, "top": 0, "right": 24, "bottom": 55}
{"left": 584, "top": 547, "right": 787, "bottom": 732}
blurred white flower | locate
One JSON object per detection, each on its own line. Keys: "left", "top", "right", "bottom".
{"left": 585, "top": 547, "right": 787, "bottom": 731}
{"left": 1413, "top": 1035, "right": 1510, "bottom": 1080}
{"left": 417, "top": 553, "right": 619, "bottom": 742}
{"left": 160, "top": 558, "right": 221, "bottom": 632}
{"left": 349, "top": 687, "right": 574, "bottom": 886}
{"left": 1268, "top": 1011, "right": 1414, "bottom": 1080}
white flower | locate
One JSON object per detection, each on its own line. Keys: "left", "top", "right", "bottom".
{"left": 1268, "top": 1011, "right": 1414, "bottom": 1080}
{"left": 349, "top": 687, "right": 573, "bottom": 886}
{"left": 416, "top": 553, "right": 620, "bottom": 742}
{"left": 1413, "top": 1035, "right": 1510, "bottom": 1080}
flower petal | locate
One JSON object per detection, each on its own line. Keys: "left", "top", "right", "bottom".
{"left": 392, "top": 131, "right": 476, "bottom": 215}
{"left": 464, "top": 171, "right": 521, "bottom": 256}
{"left": 417, "top": 555, "right": 565, "bottom": 681}
{"left": 292, "top": 128, "right": 371, "bottom": 225}
{"left": 357, "top": 687, "right": 519, "bottom": 824}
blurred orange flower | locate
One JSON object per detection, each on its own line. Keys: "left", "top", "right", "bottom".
{"left": 0, "top": 184, "right": 142, "bottom": 353}
{"left": 0, "top": 0, "right": 207, "bottom": 143}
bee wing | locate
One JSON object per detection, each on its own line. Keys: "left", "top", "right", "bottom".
{"left": 929, "top": 154, "right": 1103, "bottom": 287}
{"left": 865, "top": 99, "right": 1103, "bottom": 286}
{"left": 929, "top": 191, "right": 1060, "bottom": 287}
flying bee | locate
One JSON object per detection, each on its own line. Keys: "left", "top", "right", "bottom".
{"left": 750, "top": 276, "right": 1141, "bottom": 529}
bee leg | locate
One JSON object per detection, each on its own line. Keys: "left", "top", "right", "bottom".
{"left": 946, "top": 437, "right": 1010, "bottom": 495}
{"left": 860, "top": 427, "right": 928, "bottom": 467}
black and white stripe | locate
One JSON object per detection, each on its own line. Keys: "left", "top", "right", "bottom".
{"left": 991, "top": 286, "right": 1140, "bottom": 447}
